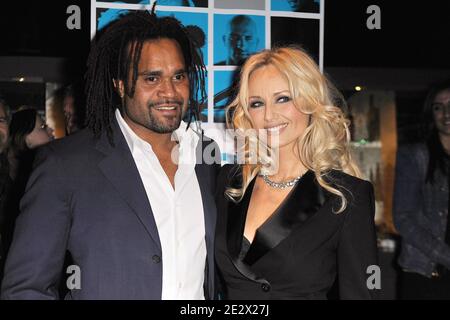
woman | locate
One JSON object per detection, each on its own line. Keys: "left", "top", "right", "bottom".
{"left": 1, "top": 107, "right": 53, "bottom": 261}
{"left": 393, "top": 80, "right": 450, "bottom": 299}
{"left": 215, "top": 47, "right": 379, "bottom": 300}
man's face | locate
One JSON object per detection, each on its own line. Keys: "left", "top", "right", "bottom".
{"left": 0, "top": 105, "right": 9, "bottom": 152}
{"left": 119, "top": 38, "right": 190, "bottom": 136}
{"left": 224, "top": 19, "right": 258, "bottom": 65}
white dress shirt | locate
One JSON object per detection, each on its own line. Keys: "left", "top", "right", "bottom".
{"left": 115, "top": 109, "right": 206, "bottom": 300}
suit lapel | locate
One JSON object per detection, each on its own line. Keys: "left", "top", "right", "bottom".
{"left": 226, "top": 173, "right": 270, "bottom": 284}
{"left": 195, "top": 162, "right": 216, "bottom": 247}
{"left": 96, "top": 121, "right": 161, "bottom": 251}
{"left": 226, "top": 169, "right": 330, "bottom": 275}
{"left": 226, "top": 178, "right": 254, "bottom": 260}
{"left": 244, "top": 170, "right": 328, "bottom": 265}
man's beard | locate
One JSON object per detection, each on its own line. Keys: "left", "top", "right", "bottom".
{"left": 147, "top": 99, "right": 185, "bottom": 134}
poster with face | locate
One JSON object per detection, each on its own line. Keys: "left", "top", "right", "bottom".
{"left": 271, "top": 0, "right": 320, "bottom": 13}
{"left": 213, "top": 71, "right": 238, "bottom": 123}
{"left": 98, "top": 0, "right": 208, "bottom": 7}
{"left": 93, "top": 0, "right": 322, "bottom": 131}
{"left": 214, "top": 14, "right": 265, "bottom": 66}
{"left": 97, "top": 8, "right": 129, "bottom": 31}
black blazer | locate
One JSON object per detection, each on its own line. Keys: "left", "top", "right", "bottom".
{"left": 215, "top": 165, "right": 379, "bottom": 300}
{"left": 1, "top": 118, "right": 220, "bottom": 299}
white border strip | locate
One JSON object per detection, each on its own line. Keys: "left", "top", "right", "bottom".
{"left": 269, "top": 11, "right": 320, "bottom": 19}
{"left": 319, "top": 0, "right": 324, "bottom": 72}
{"left": 90, "top": 0, "right": 96, "bottom": 39}
{"left": 208, "top": 0, "right": 214, "bottom": 124}
{"left": 266, "top": 0, "right": 271, "bottom": 49}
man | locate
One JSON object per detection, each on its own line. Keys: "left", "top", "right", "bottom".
{"left": 216, "top": 15, "right": 259, "bottom": 66}
{"left": 1, "top": 10, "right": 220, "bottom": 299}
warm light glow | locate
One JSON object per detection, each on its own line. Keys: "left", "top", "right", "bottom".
{"left": 19, "top": 77, "right": 25, "bottom": 82}
{"left": 355, "top": 86, "right": 362, "bottom": 91}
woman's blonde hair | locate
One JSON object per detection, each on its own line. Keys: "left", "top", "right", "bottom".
{"left": 225, "top": 46, "right": 361, "bottom": 213}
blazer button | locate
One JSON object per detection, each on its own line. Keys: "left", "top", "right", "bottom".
{"left": 152, "top": 255, "right": 161, "bottom": 264}
{"left": 261, "top": 283, "right": 271, "bottom": 292}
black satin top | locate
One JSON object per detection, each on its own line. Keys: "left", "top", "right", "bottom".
{"left": 215, "top": 165, "right": 379, "bottom": 300}
{"left": 239, "top": 237, "right": 251, "bottom": 261}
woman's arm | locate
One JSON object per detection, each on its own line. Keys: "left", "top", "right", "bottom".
{"left": 337, "top": 181, "right": 379, "bottom": 299}
{"left": 393, "top": 145, "right": 450, "bottom": 269}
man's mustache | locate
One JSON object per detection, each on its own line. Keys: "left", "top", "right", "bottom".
{"left": 149, "top": 99, "right": 184, "bottom": 108}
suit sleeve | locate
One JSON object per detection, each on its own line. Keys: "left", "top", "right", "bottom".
{"left": 1, "top": 145, "right": 71, "bottom": 299}
{"left": 337, "top": 181, "right": 380, "bottom": 299}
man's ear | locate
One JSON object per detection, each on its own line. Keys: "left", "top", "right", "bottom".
{"left": 113, "top": 79, "right": 125, "bottom": 98}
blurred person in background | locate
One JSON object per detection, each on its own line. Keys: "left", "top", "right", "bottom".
{"left": 62, "top": 84, "right": 85, "bottom": 136}
{"left": 0, "top": 97, "right": 11, "bottom": 287}
{"left": 0, "top": 107, "right": 53, "bottom": 268}
{"left": 394, "top": 79, "right": 450, "bottom": 299}
{"left": 0, "top": 98, "right": 10, "bottom": 154}
{"left": 7, "top": 107, "right": 53, "bottom": 180}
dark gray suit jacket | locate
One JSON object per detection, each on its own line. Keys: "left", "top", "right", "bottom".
{"left": 1, "top": 118, "right": 220, "bottom": 299}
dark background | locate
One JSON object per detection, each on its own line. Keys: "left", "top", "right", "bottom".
{"left": 0, "top": 0, "right": 449, "bottom": 133}
{"left": 1, "top": 0, "right": 449, "bottom": 69}
{"left": 0, "top": 0, "right": 91, "bottom": 79}
{"left": 325, "top": 0, "right": 450, "bottom": 69}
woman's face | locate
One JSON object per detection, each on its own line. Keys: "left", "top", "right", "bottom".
{"left": 25, "top": 115, "right": 53, "bottom": 149}
{"left": 247, "top": 65, "right": 310, "bottom": 150}
{"left": 432, "top": 88, "right": 450, "bottom": 136}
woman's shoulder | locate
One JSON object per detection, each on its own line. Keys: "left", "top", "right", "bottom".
{"left": 325, "top": 170, "right": 372, "bottom": 189}
{"left": 324, "top": 171, "right": 375, "bottom": 221}
{"left": 324, "top": 169, "right": 374, "bottom": 201}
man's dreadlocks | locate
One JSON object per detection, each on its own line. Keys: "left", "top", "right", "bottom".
{"left": 85, "top": 9, "right": 207, "bottom": 145}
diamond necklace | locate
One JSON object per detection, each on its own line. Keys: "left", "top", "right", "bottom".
{"left": 259, "top": 173, "right": 303, "bottom": 189}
